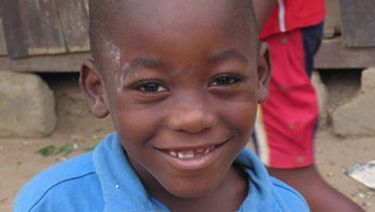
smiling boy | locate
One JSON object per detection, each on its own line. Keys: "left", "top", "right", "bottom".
{"left": 15, "top": 0, "right": 309, "bottom": 211}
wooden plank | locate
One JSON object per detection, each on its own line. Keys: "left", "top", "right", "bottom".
{"left": 0, "top": 0, "right": 28, "bottom": 57}
{"left": 324, "top": 0, "right": 341, "bottom": 38}
{"left": 83, "top": 0, "right": 89, "bottom": 17}
{"left": 0, "top": 16, "right": 8, "bottom": 55}
{"left": 18, "top": 0, "right": 66, "bottom": 55}
{"left": 315, "top": 38, "right": 375, "bottom": 69}
{"left": 0, "top": 53, "right": 90, "bottom": 72}
{"left": 340, "top": 0, "right": 375, "bottom": 47}
{"left": 0, "top": 38, "right": 374, "bottom": 73}
{"left": 55, "top": 0, "right": 90, "bottom": 52}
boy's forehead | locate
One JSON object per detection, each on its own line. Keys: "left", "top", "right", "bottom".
{"left": 105, "top": 0, "right": 253, "bottom": 39}
{"left": 120, "top": 0, "right": 233, "bottom": 24}
{"left": 95, "top": 0, "right": 258, "bottom": 70}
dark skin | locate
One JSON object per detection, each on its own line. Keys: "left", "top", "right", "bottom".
{"left": 252, "top": 0, "right": 277, "bottom": 29}
{"left": 269, "top": 167, "right": 364, "bottom": 212}
{"left": 253, "top": 0, "right": 364, "bottom": 211}
{"left": 81, "top": 0, "right": 271, "bottom": 211}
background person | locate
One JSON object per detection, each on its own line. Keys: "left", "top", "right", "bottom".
{"left": 252, "top": 0, "right": 363, "bottom": 211}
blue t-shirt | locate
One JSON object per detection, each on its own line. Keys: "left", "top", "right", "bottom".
{"left": 14, "top": 133, "right": 309, "bottom": 211}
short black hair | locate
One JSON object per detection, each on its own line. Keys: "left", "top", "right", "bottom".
{"left": 89, "top": 0, "right": 259, "bottom": 73}
{"left": 88, "top": 0, "right": 121, "bottom": 72}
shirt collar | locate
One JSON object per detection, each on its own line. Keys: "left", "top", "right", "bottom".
{"left": 93, "top": 132, "right": 283, "bottom": 211}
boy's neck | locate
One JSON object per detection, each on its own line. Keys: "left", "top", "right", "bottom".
{"left": 145, "top": 163, "right": 248, "bottom": 211}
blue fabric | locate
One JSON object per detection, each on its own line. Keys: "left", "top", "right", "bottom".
{"left": 302, "top": 22, "right": 324, "bottom": 77}
{"left": 14, "top": 133, "right": 309, "bottom": 212}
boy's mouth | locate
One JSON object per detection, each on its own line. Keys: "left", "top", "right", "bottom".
{"left": 157, "top": 141, "right": 227, "bottom": 160}
{"left": 155, "top": 139, "right": 230, "bottom": 171}
{"left": 166, "top": 145, "right": 217, "bottom": 159}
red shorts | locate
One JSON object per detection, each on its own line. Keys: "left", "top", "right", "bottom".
{"left": 253, "top": 23, "right": 323, "bottom": 169}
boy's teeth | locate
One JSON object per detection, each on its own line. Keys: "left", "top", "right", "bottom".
{"left": 204, "top": 148, "right": 210, "bottom": 154}
{"left": 177, "top": 152, "right": 194, "bottom": 159}
{"left": 169, "top": 151, "right": 177, "bottom": 157}
{"left": 167, "top": 146, "right": 216, "bottom": 159}
{"left": 195, "top": 148, "right": 205, "bottom": 154}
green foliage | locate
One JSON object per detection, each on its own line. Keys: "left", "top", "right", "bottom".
{"left": 36, "top": 145, "right": 57, "bottom": 157}
{"left": 82, "top": 134, "right": 102, "bottom": 151}
{"left": 36, "top": 134, "right": 103, "bottom": 157}
{"left": 36, "top": 143, "right": 78, "bottom": 157}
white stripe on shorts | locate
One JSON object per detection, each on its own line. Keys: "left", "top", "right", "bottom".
{"left": 277, "top": 0, "right": 286, "bottom": 32}
{"left": 254, "top": 106, "right": 270, "bottom": 166}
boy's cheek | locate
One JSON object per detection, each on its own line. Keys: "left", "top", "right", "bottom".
{"left": 226, "top": 101, "right": 258, "bottom": 134}
{"left": 113, "top": 108, "right": 160, "bottom": 140}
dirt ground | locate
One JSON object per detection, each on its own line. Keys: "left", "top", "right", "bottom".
{"left": 1, "top": 75, "right": 374, "bottom": 211}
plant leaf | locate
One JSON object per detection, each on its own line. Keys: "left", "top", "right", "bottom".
{"left": 36, "top": 145, "right": 57, "bottom": 157}
{"left": 57, "top": 144, "right": 77, "bottom": 156}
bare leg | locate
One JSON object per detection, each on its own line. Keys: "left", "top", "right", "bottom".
{"left": 268, "top": 165, "right": 363, "bottom": 212}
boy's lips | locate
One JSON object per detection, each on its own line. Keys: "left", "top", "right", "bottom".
{"left": 154, "top": 139, "right": 230, "bottom": 170}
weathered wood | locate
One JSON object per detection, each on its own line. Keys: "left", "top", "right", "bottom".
{"left": 18, "top": 0, "right": 66, "bottom": 55}
{"left": 0, "top": 38, "right": 374, "bottom": 72}
{"left": 0, "top": 16, "right": 8, "bottom": 55}
{"left": 55, "top": 0, "right": 90, "bottom": 52}
{"left": 315, "top": 38, "right": 375, "bottom": 69}
{"left": 0, "top": 0, "right": 28, "bottom": 57}
{"left": 0, "top": 53, "right": 90, "bottom": 72}
{"left": 83, "top": 0, "right": 89, "bottom": 17}
{"left": 0, "top": 36, "right": 374, "bottom": 72}
{"left": 340, "top": 0, "right": 375, "bottom": 47}
{"left": 324, "top": 0, "right": 341, "bottom": 38}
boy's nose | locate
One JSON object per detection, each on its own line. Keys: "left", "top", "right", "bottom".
{"left": 166, "top": 97, "right": 218, "bottom": 134}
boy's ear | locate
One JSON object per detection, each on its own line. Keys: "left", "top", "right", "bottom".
{"left": 257, "top": 42, "right": 271, "bottom": 103}
{"left": 80, "top": 59, "right": 109, "bottom": 118}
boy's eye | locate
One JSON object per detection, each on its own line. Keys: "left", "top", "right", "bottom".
{"left": 209, "top": 74, "right": 242, "bottom": 87}
{"left": 135, "top": 81, "right": 168, "bottom": 93}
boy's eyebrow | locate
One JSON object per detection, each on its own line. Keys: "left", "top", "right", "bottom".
{"left": 128, "top": 57, "right": 166, "bottom": 70}
{"left": 207, "top": 49, "right": 248, "bottom": 64}
{"left": 125, "top": 49, "right": 247, "bottom": 71}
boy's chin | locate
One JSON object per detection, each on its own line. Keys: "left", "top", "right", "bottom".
{"left": 162, "top": 177, "right": 222, "bottom": 199}
{"left": 167, "top": 186, "right": 215, "bottom": 199}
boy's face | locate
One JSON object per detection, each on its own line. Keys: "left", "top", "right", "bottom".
{"left": 82, "top": 0, "right": 269, "bottom": 198}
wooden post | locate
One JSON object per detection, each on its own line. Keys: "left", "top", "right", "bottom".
{"left": 341, "top": 0, "right": 375, "bottom": 47}
{"left": 0, "top": 0, "right": 28, "bottom": 57}
{"left": 0, "top": 0, "right": 67, "bottom": 58}
{"left": 55, "top": 0, "right": 90, "bottom": 53}
{"left": 0, "top": 16, "right": 8, "bottom": 55}
{"left": 18, "top": 0, "right": 66, "bottom": 55}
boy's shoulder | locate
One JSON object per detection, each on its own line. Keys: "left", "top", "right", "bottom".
{"left": 270, "top": 177, "right": 310, "bottom": 211}
{"left": 14, "top": 152, "right": 103, "bottom": 212}
{"left": 237, "top": 148, "right": 309, "bottom": 211}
